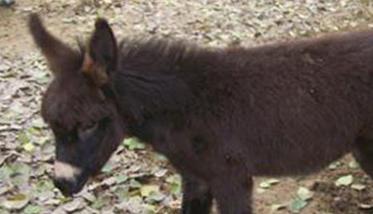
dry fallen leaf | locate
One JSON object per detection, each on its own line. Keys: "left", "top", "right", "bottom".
{"left": 1, "top": 194, "right": 30, "bottom": 210}
{"left": 335, "top": 175, "right": 354, "bottom": 187}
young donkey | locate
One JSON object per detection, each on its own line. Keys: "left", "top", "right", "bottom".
{"left": 29, "top": 13, "right": 373, "bottom": 214}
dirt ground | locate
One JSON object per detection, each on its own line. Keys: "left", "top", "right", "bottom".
{"left": 2, "top": 0, "right": 373, "bottom": 213}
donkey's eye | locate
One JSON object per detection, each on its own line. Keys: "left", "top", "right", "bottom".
{"left": 78, "top": 123, "right": 99, "bottom": 140}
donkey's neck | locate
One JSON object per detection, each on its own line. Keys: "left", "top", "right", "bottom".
{"left": 111, "top": 38, "right": 217, "bottom": 140}
{"left": 113, "top": 38, "right": 219, "bottom": 113}
{"left": 115, "top": 70, "right": 192, "bottom": 113}
{"left": 112, "top": 70, "right": 191, "bottom": 141}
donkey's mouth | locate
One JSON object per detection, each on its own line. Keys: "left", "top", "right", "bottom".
{"left": 53, "top": 174, "right": 89, "bottom": 197}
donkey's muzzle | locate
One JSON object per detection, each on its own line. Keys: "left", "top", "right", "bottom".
{"left": 53, "top": 177, "right": 77, "bottom": 196}
{"left": 53, "top": 161, "right": 88, "bottom": 196}
{"left": 53, "top": 175, "right": 87, "bottom": 197}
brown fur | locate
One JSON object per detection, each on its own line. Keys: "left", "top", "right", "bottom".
{"left": 29, "top": 13, "right": 373, "bottom": 214}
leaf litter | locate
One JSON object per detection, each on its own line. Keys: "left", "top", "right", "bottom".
{"left": 1, "top": 0, "right": 373, "bottom": 213}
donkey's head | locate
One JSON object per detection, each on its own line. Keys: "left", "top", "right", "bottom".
{"left": 29, "top": 14, "right": 124, "bottom": 196}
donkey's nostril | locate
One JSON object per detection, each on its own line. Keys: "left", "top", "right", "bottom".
{"left": 53, "top": 173, "right": 89, "bottom": 196}
{"left": 53, "top": 177, "right": 76, "bottom": 197}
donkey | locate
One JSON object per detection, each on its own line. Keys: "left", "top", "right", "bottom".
{"left": 29, "top": 13, "right": 373, "bottom": 213}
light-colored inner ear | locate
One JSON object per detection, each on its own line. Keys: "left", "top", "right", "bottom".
{"left": 81, "top": 52, "right": 95, "bottom": 74}
{"left": 81, "top": 52, "right": 109, "bottom": 87}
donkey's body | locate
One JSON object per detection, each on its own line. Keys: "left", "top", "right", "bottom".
{"left": 29, "top": 14, "right": 373, "bottom": 213}
{"left": 116, "top": 33, "right": 372, "bottom": 177}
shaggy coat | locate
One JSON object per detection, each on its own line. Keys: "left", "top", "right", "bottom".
{"left": 29, "top": 13, "right": 373, "bottom": 214}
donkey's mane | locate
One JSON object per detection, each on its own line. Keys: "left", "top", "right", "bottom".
{"left": 117, "top": 37, "right": 219, "bottom": 76}
{"left": 121, "top": 37, "right": 199, "bottom": 60}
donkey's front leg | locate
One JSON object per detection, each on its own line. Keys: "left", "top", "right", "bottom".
{"left": 181, "top": 173, "right": 213, "bottom": 214}
{"left": 211, "top": 175, "right": 253, "bottom": 214}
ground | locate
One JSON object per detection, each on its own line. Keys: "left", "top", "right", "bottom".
{"left": 1, "top": 0, "right": 373, "bottom": 213}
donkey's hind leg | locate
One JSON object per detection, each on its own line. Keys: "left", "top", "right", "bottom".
{"left": 211, "top": 175, "right": 253, "bottom": 214}
{"left": 352, "top": 136, "right": 373, "bottom": 178}
{"left": 181, "top": 174, "right": 213, "bottom": 214}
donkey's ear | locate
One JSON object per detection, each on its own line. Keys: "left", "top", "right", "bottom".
{"left": 28, "top": 14, "right": 81, "bottom": 74}
{"left": 82, "top": 18, "right": 117, "bottom": 87}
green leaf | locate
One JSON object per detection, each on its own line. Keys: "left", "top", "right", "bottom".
{"left": 335, "top": 175, "right": 353, "bottom": 187}
{"left": 0, "top": 208, "right": 8, "bottom": 214}
{"left": 18, "top": 131, "right": 30, "bottom": 145}
{"left": 0, "top": 164, "right": 12, "bottom": 181}
{"left": 147, "top": 191, "right": 165, "bottom": 203}
{"left": 123, "top": 138, "right": 145, "bottom": 150}
{"left": 90, "top": 198, "right": 105, "bottom": 210}
{"left": 116, "top": 175, "right": 128, "bottom": 184}
{"left": 26, "top": 127, "right": 40, "bottom": 136}
{"left": 289, "top": 198, "right": 308, "bottom": 213}
{"left": 90, "top": 195, "right": 111, "bottom": 210}
{"left": 297, "top": 187, "right": 313, "bottom": 201}
{"left": 101, "top": 163, "right": 113, "bottom": 173}
{"left": 153, "top": 154, "right": 168, "bottom": 161}
{"left": 129, "top": 179, "right": 142, "bottom": 189}
{"left": 170, "top": 182, "right": 181, "bottom": 195}
{"left": 114, "top": 186, "right": 130, "bottom": 200}
{"left": 144, "top": 204, "right": 156, "bottom": 214}
{"left": 18, "top": 130, "right": 36, "bottom": 152}
{"left": 140, "top": 185, "right": 159, "bottom": 197}
{"left": 166, "top": 174, "right": 181, "bottom": 195}
{"left": 165, "top": 174, "right": 181, "bottom": 184}
{"left": 35, "top": 136, "right": 49, "bottom": 146}
{"left": 35, "top": 180, "right": 54, "bottom": 193}
{"left": 23, "top": 205, "right": 42, "bottom": 214}
{"left": 11, "top": 162, "right": 31, "bottom": 175}
{"left": 23, "top": 143, "right": 35, "bottom": 152}
{"left": 10, "top": 163, "right": 31, "bottom": 187}
{"left": 31, "top": 118, "right": 46, "bottom": 129}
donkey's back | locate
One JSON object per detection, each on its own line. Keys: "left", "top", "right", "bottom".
{"left": 218, "top": 30, "right": 373, "bottom": 177}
